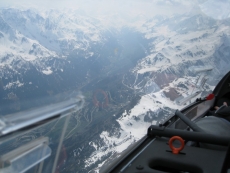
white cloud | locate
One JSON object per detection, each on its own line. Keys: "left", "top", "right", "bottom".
{"left": 200, "top": 0, "right": 230, "bottom": 20}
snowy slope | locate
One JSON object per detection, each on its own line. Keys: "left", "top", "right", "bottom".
{"left": 1, "top": 8, "right": 105, "bottom": 55}
{"left": 134, "top": 14, "right": 230, "bottom": 74}
{"left": 0, "top": 8, "right": 107, "bottom": 78}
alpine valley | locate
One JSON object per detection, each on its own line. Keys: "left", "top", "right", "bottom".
{"left": 0, "top": 5, "right": 230, "bottom": 172}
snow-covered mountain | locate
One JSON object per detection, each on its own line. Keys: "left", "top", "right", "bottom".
{"left": 135, "top": 13, "right": 230, "bottom": 74}
{"left": 2, "top": 8, "right": 105, "bottom": 52}
{"left": 0, "top": 8, "right": 107, "bottom": 71}
{"left": 0, "top": 6, "right": 230, "bottom": 173}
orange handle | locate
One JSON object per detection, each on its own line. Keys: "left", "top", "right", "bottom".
{"left": 169, "top": 136, "right": 185, "bottom": 154}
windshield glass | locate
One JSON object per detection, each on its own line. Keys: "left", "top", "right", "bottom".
{"left": 0, "top": 0, "right": 230, "bottom": 172}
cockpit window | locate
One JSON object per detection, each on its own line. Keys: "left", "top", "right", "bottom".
{"left": 0, "top": 0, "right": 230, "bottom": 172}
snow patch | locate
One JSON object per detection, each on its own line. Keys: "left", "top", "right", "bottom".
{"left": 4, "top": 80, "right": 24, "bottom": 90}
{"left": 42, "top": 67, "right": 53, "bottom": 75}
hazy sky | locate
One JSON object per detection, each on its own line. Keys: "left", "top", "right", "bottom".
{"left": 1, "top": 0, "right": 229, "bottom": 20}
{"left": 0, "top": 0, "right": 198, "bottom": 16}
